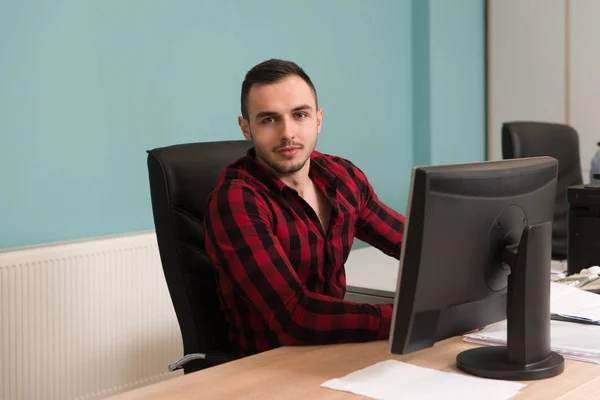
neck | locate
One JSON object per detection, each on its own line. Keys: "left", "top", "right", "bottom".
{"left": 257, "top": 156, "right": 312, "bottom": 195}
{"left": 279, "top": 166, "right": 311, "bottom": 195}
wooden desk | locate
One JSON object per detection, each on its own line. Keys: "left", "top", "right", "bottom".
{"left": 107, "top": 337, "right": 600, "bottom": 400}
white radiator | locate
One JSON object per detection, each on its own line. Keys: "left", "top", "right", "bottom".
{"left": 0, "top": 232, "right": 183, "bottom": 400}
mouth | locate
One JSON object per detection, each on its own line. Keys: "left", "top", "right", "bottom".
{"left": 276, "top": 146, "right": 302, "bottom": 157}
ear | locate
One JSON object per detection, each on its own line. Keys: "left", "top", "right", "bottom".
{"left": 316, "top": 108, "right": 323, "bottom": 134}
{"left": 238, "top": 116, "right": 252, "bottom": 141}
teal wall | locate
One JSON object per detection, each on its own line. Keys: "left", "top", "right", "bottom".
{"left": 0, "top": 0, "right": 485, "bottom": 249}
{"left": 429, "top": 0, "right": 486, "bottom": 165}
{"left": 412, "top": 0, "right": 486, "bottom": 166}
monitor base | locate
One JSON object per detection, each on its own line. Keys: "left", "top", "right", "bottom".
{"left": 456, "top": 346, "right": 564, "bottom": 381}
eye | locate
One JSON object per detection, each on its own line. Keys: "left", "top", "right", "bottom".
{"left": 262, "top": 117, "right": 276, "bottom": 124}
{"left": 294, "top": 112, "right": 308, "bottom": 119}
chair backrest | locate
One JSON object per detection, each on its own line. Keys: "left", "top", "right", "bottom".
{"left": 501, "top": 121, "right": 583, "bottom": 259}
{"left": 146, "top": 140, "right": 252, "bottom": 373}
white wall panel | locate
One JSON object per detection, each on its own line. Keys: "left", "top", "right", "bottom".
{"left": 487, "top": 0, "right": 567, "bottom": 160}
{"left": 569, "top": 0, "right": 600, "bottom": 180}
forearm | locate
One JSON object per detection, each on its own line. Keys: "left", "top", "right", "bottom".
{"left": 268, "top": 289, "right": 393, "bottom": 345}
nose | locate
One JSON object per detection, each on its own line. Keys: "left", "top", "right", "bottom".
{"left": 279, "top": 116, "right": 295, "bottom": 141}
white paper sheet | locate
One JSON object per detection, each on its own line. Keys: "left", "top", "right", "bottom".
{"left": 550, "top": 259, "right": 568, "bottom": 280}
{"left": 464, "top": 283, "right": 600, "bottom": 364}
{"left": 321, "top": 360, "right": 526, "bottom": 400}
{"left": 550, "top": 281, "right": 600, "bottom": 320}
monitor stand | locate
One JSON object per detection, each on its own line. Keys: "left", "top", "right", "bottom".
{"left": 456, "top": 221, "right": 565, "bottom": 380}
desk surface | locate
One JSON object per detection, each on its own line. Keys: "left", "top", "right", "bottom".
{"left": 108, "top": 337, "right": 600, "bottom": 400}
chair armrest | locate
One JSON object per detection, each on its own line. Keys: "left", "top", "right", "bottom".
{"left": 168, "top": 352, "right": 237, "bottom": 371}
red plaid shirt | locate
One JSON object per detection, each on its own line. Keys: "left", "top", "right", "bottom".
{"left": 204, "top": 148, "right": 405, "bottom": 357}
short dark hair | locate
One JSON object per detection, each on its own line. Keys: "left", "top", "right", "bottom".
{"left": 240, "top": 59, "right": 318, "bottom": 120}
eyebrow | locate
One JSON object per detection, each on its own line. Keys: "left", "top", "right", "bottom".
{"left": 254, "top": 104, "right": 314, "bottom": 121}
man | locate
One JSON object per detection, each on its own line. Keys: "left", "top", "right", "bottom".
{"left": 204, "top": 59, "right": 406, "bottom": 357}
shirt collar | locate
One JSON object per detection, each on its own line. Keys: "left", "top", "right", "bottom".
{"left": 243, "top": 147, "right": 340, "bottom": 194}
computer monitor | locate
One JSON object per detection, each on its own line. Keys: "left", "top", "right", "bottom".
{"left": 389, "top": 156, "right": 565, "bottom": 381}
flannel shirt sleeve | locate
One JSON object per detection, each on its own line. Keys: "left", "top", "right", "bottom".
{"left": 204, "top": 180, "right": 392, "bottom": 345}
{"left": 352, "top": 164, "right": 406, "bottom": 259}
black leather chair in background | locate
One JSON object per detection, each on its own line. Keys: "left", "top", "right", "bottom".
{"left": 501, "top": 121, "right": 583, "bottom": 260}
{"left": 146, "top": 140, "right": 252, "bottom": 373}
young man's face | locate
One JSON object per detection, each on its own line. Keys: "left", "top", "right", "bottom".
{"left": 239, "top": 75, "right": 323, "bottom": 176}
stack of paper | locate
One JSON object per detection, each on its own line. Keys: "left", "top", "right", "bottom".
{"left": 321, "top": 360, "right": 526, "bottom": 400}
{"left": 550, "top": 259, "right": 568, "bottom": 281}
{"left": 464, "top": 283, "right": 600, "bottom": 364}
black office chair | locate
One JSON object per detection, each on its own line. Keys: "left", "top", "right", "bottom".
{"left": 146, "top": 140, "right": 252, "bottom": 374}
{"left": 501, "top": 121, "right": 583, "bottom": 260}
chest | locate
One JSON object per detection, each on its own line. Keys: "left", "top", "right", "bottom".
{"left": 302, "top": 184, "right": 332, "bottom": 234}
{"left": 270, "top": 185, "right": 359, "bottom": 274}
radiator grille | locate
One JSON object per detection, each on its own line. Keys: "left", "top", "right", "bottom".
{"left": 0, "top": 232, "right": 183, "bottom": 400}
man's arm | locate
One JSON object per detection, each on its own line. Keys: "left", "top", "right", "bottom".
{"left": 352, "top": 164, "right": 406, "bottom": 259}
{"left": 204, "top": 180, "right": 392, "bottom": 346}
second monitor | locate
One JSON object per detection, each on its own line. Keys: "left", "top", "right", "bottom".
{"left": 389, "top": 156, "right": 564, "bottom": 380}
